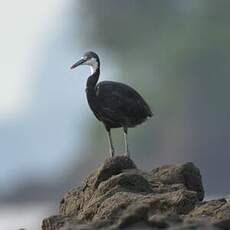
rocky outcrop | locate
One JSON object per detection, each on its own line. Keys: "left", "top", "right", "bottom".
{"left": 42, "top": 156, "right": 230, "bottom": 229}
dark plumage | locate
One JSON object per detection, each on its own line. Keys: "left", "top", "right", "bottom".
{"left": 94, "top": 81, "right": 152, "bottom": 127}
{"left": 71, "top": 51, "right": 153, "bottom": 157}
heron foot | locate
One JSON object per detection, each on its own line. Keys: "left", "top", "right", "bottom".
{"left": 110, "top": 149, "right": 115, "bottom": 158}
{"left": 124, "top": 151, "right": 130, "bottom": 158}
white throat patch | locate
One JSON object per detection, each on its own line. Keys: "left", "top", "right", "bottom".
{"left": 84, "top": 57, "right": 98, "bottom": 74}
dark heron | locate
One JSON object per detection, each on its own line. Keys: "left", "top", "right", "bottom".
{"left": 71, "top": 51, "right": 153, "bottom": 157}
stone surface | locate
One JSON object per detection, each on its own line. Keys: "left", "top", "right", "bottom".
{"left": 42, "top": 156, "right": 230, "bottom": 230}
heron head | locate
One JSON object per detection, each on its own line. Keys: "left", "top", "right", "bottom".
{"left": 70, "top": 51, "right": 100, "bottom": 74}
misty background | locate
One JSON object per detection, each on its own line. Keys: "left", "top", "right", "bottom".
{"left": 1, "top": 0, "right": 230, "bottom": 229}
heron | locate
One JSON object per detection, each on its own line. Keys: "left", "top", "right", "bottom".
{"left": 71, "top": 51, "right": 153, "bottom": 158}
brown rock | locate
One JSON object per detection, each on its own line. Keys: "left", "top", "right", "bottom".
{"left": 190, "top": 198, "right": 230, "bottom": 222}
{"left": 42, "top": 156, "right": 230, "bottom": 230}
{"left": 151, "top": 162, "right": 204, "bottom": 201}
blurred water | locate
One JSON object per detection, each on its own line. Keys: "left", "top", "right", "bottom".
{"left": 0, "top": 202, "right": 55, "bottom": 230}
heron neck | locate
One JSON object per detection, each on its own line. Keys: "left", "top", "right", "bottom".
{"left": 86, "top": 66, "right": 100, "bottom": 89}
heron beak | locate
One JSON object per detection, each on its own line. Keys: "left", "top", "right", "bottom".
{"left": 70, "top": 58, "right": 85, "bottom": 69}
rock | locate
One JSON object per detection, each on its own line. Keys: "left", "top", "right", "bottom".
{"left": 150, "top": 162, "right": 204, "bottom": 201}
{"left": 42, "top": 156, "right": 230, "bottom": 230}
{"left": 190, "top": 198, "right": 230, "bottom": 222}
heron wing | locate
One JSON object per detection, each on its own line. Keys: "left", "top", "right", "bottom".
{"left": 95, "top": 81, "right": 152, "bottom": 126}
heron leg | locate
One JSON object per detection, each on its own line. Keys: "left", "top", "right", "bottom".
{"left": 106, "top": 129, "right": 115, "bottom": 157}
{"left": 123, "top": 127, "right": 130, "bottom": 157}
